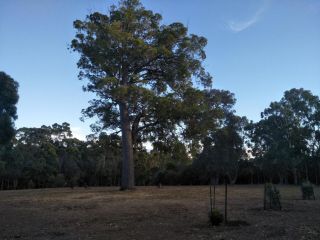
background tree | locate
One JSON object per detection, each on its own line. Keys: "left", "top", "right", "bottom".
{"left": 195, "top": 113, "right": 248, "bottom": 184}
{"left": 71, "top": 0, "right": 212, "bottom": 189}
{"left": 0, "top": 72, "right": 19, "bottom": 145}
{"left": 248, "top": 88, "right": 320, "bottom": 184}
{"left": 182, "top": 89, "right": 237, "bottom": 157}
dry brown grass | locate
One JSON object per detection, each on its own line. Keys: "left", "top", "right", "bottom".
{"left": 0, "top": 185, "right": 319, "bottom": 239}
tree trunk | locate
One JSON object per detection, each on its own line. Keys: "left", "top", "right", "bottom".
{"left": 14, "top": 179, "right": 18, "bottom": 189}
{"left": 293, "top": 168, "right": 298, "bottom": 185}
{"left": 120, "top": 102, "right": 135, "bottom": 190}
{"left": 230, "top": 174, "right": 237, "bottom": 185}
{"left": 318, "top": 162, "right": 320, "bottom": 185}
{"left": 227, "top": 171, "right": 238, "bottom": 185}
{"left": 284, "top": 176, "right": 288, "bottom": 185}
{"left": 278, "top": 174, "right": 284, "bottom": 185}
{"left": 305, "top": 162, "right": 309, "bottom": 181}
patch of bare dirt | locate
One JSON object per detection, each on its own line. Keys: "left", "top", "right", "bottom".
{"left": 0, "top": 185, "right": 319, "bottom": 239}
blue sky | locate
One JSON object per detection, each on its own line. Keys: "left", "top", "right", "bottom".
{"left": 0, "top": 0, "right": 319, "bottom": 139}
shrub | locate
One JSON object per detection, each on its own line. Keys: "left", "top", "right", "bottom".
{"left": 165, "top": 162, "right": 177, "bottom": 171}
{"left": 180, "top": 166, "right": 198, "bottom": 185}
{"left": 209, "top": 208, "right": 223, "bottom": 226}
{"left": 47, "top": 174, "right": 65, "bottom": 188}
{"left": 163, "top": 170, "right": 179, "bottom": 185}
{"left": 152, "top": 170, "right": 165, "bottom": 185}
{"left": 68, "top": 176, "right": 78, "bottom": 188}
{"left": 301, "top": 181, "right": 315, "bottom": 200}
{"left": 264, "top": 183, "right": 282, "bottom": 210}
{"left": 54, "top": 174, "right": 66, "bottom": 187}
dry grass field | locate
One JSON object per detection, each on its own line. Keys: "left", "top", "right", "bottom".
{"left": 0, "top": 185, "right": 320, "bottom": 240}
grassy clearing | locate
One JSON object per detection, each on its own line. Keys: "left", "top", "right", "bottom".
{"left": 0, "top": 185, "right": 319, "bottom": 239}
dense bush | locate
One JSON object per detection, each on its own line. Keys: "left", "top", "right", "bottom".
{"left": 301, "top": 181, "right": 315, "bottom": 200}
{"left": 209, "top": 208, "right": 223, "bottom": 226}
{"left": 264, "top": 183, "right": 282, "bottom": 210}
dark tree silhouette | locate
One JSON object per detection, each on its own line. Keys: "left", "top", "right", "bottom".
{"left": 0, "top": 72, "right": 19, "bottom": 145}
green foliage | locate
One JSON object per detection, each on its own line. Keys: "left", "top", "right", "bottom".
{"left": 71, "top": 0, "right": 213, "bottom": 189}
{"left": 0, "top": 88, "right": 319, "bottom": 189}
{"left": 194, "top": 113, "right": 248, "bottom": 184}
{"left": 179, "top": 166, "right": 199, "bottom": 185}
{"left": 152, "top": 170, "right": 165, "bottom": 185}
{"left": 0, "top": 72, "right": 19, "bottom": 145}
{"left": 0, "top": 123, "right": 122, "bottom": 189}
{"left": 248, "top": 88, "right": 320, "bottom": 183}
{"left": 209, "top": 208, "right": 223, "bottom": 226}
{"left": 71, "top": 0, "right": 212, "bottom": 138}
{"left": 49, "top": 174, "right": 65, "bottom": 188}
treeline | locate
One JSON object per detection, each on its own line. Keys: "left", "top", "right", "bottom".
{"left": 0, "top": 88, "right": 319, "bottom": 189}
{"left": 0, "top": 123, "right": 121, "bottom": 189}
{"left": 0, "top": 0, "right": 319, "bottom": 189}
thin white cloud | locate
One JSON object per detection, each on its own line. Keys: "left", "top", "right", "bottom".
{"left": 228, "top": 1, "right": 268, "bottom": 33}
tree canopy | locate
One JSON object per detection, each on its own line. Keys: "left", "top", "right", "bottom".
{"left": 71, "top": 0, "right": 212, "bottom": 189}
{"left": 0, "top": 72, "right": 19, "bottom": 145}
{"left": 248, "top": 88, "right": 320, "bottom": 184}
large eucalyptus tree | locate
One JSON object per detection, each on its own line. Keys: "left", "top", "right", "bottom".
{"left": 71, "top": 0, "right": 212, "bottom": 189}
